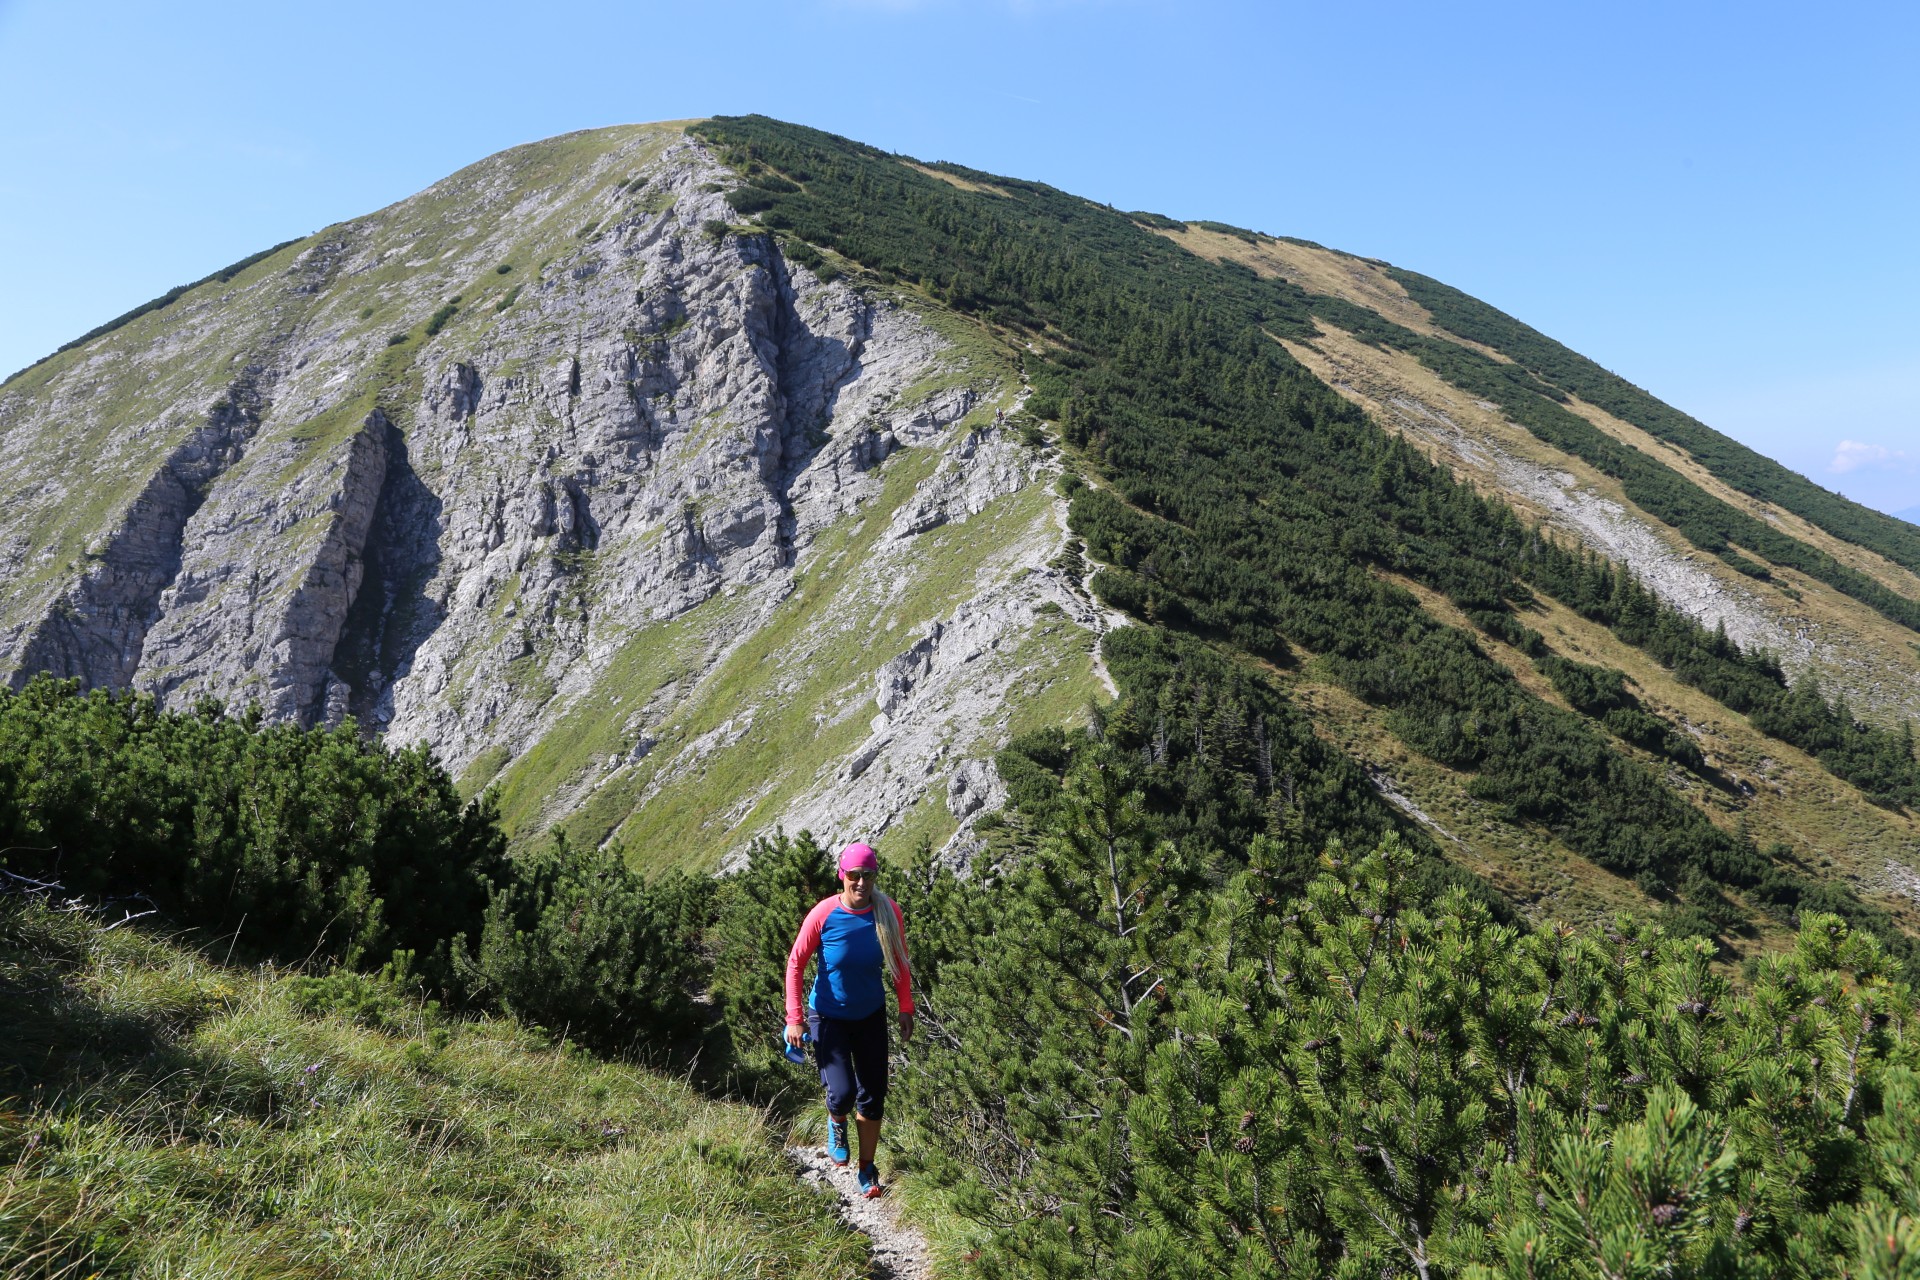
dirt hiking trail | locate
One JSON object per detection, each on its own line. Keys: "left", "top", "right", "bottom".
{"left": 792, "top": 1144, "right": 934, "bottom": 1280}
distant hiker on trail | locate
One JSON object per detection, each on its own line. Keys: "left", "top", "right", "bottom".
{"left": 785, "top": 841, "right": 915, "bottom": 1199}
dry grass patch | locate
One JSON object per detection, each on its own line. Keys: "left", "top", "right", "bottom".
{"left": 1279, "top": 323, "right": 1920, "bottom": 723}
{"left": 1559, "top": 390, "right": 1920, "bottom": 606}
{"left": 1155, "top": 226, "right": 1512, "bottom": 362}
{"left": 1516, "top": 591, "right": 1920, "bottom": 932}
{"left": 899, "top": 161, "right": 1010, "bottom": 197}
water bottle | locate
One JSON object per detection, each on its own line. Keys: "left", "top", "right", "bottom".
{"left": 782, "top": 1028, "right": 811, "bottom": 1065}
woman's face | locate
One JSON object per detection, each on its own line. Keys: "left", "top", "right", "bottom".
{"left": 841, "top": 867, "right": 874, "bottom": 908}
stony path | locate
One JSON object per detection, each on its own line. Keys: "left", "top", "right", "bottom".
{"left": 792, "top": 1145, "right": 935, "bottom": 1280}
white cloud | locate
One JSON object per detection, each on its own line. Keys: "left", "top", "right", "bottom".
{"left": 1831, "top": 440, "right": 1915, "bottom": 475}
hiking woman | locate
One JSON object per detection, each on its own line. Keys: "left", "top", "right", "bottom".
{"left": 784, "top": 841, "right": 915, "bottom": 1198}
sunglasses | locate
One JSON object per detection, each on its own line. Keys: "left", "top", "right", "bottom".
{"left": 842, "top": 869, "right": 876, "bottom": 881}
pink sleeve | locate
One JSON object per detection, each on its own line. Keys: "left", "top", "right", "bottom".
{"left": 891, "top": 898, "right": 916, "bottom": 1016}
{"left": 785, "top": 899, "right": 834, "bottom": 1026}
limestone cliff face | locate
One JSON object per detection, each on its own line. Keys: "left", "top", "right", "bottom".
{"left": 0, "top": 125, "right": 1109, "bottom": 867}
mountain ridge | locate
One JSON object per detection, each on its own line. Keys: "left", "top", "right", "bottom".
{"left": 2, "top": 115, "right": 1915, "bottom": 946}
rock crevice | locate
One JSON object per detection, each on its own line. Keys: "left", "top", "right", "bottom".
{"left": 10, "top": 371, "right": 269, "bottom": 691}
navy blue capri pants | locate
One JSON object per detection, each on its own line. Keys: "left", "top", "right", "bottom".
{"left": 809, "top": 1008, "right": 889, "bottom": 1120}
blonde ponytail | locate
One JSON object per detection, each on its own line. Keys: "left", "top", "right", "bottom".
{"left": 870, "top": 888, "right": 909, "bottom": 993}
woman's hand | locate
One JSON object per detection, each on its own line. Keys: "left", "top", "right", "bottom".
{"left": 899, "top": 1011, "right": 915, "bottom": 1042}
{"left": 785, "top": 1022, "right": 805, "bottom": 1050}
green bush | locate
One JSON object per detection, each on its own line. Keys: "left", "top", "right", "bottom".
{"left": 460, "top": 834, "right": 706, "bottom": 1059}
{"left": 707, "top": 830, "right": 841, "bottom": 1088}
{"left": 725, "top": 187, "right": 777, "bottom": 215}
{"left": 1537, "top": 654, "right": 1634, "bottom": 715}
{"left": 781, "top": 238, "right": 824, "bottom": 271}
{"left": 287, "top": 954, "right": 437, "bottom": 1029}
{"left": 1188, "top": 218, "right": 1264, "bottom": 243}
{"left": 0, "top": 679, "right": 504, "bottom": 982}
{"left": 1128, "top": 210, "right": 1185, "bottom": 230}
{"left": 898, "top": 822, "right": 1920, "bottom": 1278}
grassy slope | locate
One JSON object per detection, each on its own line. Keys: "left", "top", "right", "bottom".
{"left": 1513, "top": 590, "right": 1920, "bottom": 932}
{"left": 1278, "top": 316, "right": 1920, "bottom": 721}
{"left": 1557, "top": 390, "right": 1920, "bottom": 604}
{"left": 1386, "top": 263, "right": 1920, "bottom": 582}
{"left": 0, "top": 898, "right": 867, "bottom": 1280}
{"left": 1160, "top": 225, "right": 1920, "bottom": 604}
{"left": 1281, "top": 326, "right": 1920, "bottom": 917}
{"left": 1162, "top": 225, "right": 1920, "bottom": 622}
{"left": 1123, "top": 219, "right": 1920, "bottom": 936}
{"left": 1377, "top": 568, "right": 1910, "bottom": 949}
{"left": 1277, "top": 652, "right": 1660, "bottom": 927}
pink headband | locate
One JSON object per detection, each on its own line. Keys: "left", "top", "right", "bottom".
{"left": 839, "top": 842, "right": 878, "bottom": 873}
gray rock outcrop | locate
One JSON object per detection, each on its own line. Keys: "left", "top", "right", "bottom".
{"left": 0, "top": 123, "right": 1109, "bottom": 869}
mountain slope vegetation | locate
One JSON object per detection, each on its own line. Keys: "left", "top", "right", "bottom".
{"left": 5, "top": 116, "right": 1920, "bottom": 1280}
{"left": 692, "top": 113, "right": 1920, "bottom": 948}
{"left": 1387, "top": 266, "right": 1920, "bottom": 582}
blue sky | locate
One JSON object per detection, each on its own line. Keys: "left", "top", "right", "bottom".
{"left": 2, "top": 0, "right": 1915, "bottom": 517}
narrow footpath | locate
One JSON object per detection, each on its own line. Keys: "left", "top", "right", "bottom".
{"left": 792, "top": 1145, "right": 934, "bottom": 1280}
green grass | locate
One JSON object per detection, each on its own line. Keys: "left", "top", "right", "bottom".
{"left": 877, "top": 1164, "right": 992, "bottom": 1278}
{"left": 878, "top": 788, "right": 960, "bottom": 864}
{"left": 1000, "top": 600, "right": 1105, "bottom": 740}
{"left": 490, "top": 597, "right": 727, "bottom": 840}
{"left": 0, "top": 897, "right": 869, "bottom": 1279}
{"left": 459, "top": 743, "right": 513, "bottom": 798}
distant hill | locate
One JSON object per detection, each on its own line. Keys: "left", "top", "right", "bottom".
{"left": 1897, "top": 503, "right": 1920, "bottom": 526}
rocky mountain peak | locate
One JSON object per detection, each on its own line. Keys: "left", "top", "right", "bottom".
{"left": 0, "top": 125, "right": 1114, "bottom": 867}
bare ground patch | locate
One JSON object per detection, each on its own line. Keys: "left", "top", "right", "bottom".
{"left": 792, "top": 1144, "right": 934, "bottom": 1280}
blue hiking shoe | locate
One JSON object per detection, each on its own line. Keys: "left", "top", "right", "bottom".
{"left": 858, "top": 1162, "right": 882, "bottom": 1198}
{"left": 827, "top": 1116, "right": 850, "bottom": 1166}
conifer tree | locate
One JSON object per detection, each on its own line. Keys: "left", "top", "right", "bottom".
{"left": 708, "top": 829, "right": 841, "bottom": 1084}
{"left": 896, "top": 745, "right": 1204, "bottom": 1276}
{"left": 461, "top": 833, "right": 704, "bottom": 1057}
